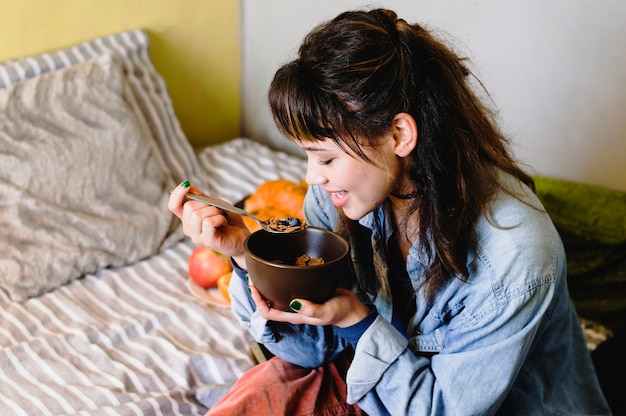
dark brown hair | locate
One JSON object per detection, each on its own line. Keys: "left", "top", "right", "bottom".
{"left": 269, "top": 8, "right": 534, "bottom": 299}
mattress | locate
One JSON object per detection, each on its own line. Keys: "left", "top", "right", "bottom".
{"left": 0, "top": 138, "right": 307, "bottom": 415}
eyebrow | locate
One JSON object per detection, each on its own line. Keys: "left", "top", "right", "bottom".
{"left": 301, "top": 146, "right": 328, "bottom": 153}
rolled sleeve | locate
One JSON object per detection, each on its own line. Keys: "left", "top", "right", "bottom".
{"left": 228, "top": 259, "right": 281, "bottom": 343}
{"left": 346, "top": 315, "right": 409, "bottom": 403}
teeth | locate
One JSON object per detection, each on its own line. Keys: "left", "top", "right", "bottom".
{"left": 332, "top": 191, "right": 346, "bottom": 198}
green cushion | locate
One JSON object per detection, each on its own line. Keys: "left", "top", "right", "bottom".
{"left": 534, "top": 176, "right": 626, "bottom": 336}
{"left": 534, "top": 176, "right": 626, "bottom": 246}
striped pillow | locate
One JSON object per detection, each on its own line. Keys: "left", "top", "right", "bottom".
{"left": 0, "top": 29, "right": 205, "bottom": 186}
{"left": 0, "top": 30, "right": 206, "bottom": 299}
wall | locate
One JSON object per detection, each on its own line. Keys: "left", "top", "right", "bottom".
{"left": 0, "top": 0, "right": 241, "bottom": 148}
{"left": 242, "top": 0, "right": 626, "bottom": 192}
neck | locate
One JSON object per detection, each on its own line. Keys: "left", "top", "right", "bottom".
{"left": 388, "top": 203, "right": 420, "bottom": 259}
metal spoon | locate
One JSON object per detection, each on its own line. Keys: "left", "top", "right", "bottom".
{"left": 177, "top": 192, "right": 302, "bottom": 233}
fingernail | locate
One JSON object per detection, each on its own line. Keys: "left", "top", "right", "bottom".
{"left": 289, "top": 300, "right": 302, "bottom": 311}
{"left": 246, "top": 273, "right": 252, "bottom": 294}
{"left": 180, "top": 180, "right": 190, "bottom": 188}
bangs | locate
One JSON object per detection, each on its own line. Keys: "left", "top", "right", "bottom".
{"left": 269, "top": 62, "right": 344, "bottom": 142}
{"left": 269, "top": 62, "right": 378, "bottom": 161}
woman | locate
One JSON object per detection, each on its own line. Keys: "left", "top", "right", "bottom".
{"left": 169, "top": 8, "right": 609, "bottom": 415}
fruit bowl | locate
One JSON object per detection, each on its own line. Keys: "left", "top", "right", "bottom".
{"left": 244, "top": 227, "right": 350, "bottom": 311}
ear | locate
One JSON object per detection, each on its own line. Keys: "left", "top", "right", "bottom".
{"left": 391, "top": 113, "right": 417, "bottom": 157}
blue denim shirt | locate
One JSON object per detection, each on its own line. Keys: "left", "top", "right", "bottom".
{"left": 229, "top": 175, "right": 610, "bottom": 415}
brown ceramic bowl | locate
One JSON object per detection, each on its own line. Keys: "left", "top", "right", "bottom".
{"left": 244, "top": 227, "right": 350, "bottom": 312}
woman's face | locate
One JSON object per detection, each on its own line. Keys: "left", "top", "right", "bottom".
{"left": 299, "top": 136, "right": 400, "bottom": 220}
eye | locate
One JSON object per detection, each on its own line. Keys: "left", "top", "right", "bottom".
{"left": 319, "top": 158, "right": 333, "bottom": 166}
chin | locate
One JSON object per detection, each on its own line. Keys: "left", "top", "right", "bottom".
{"left": 341, "top": 206, "right": 369, "bottom": 221}
{"left": 338, "top": 195, "right": 382, "bottom": 220}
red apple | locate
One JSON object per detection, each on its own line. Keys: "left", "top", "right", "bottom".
{"left": 188, "top": 246, "right": 233, "bottom": 288}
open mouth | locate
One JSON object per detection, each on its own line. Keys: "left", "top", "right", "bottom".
{"left": 329, "top": 190, "right": 348, "bottom": 207}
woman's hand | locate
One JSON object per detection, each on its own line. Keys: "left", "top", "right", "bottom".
{"left": 249, "top": 284, "right": 370, "bottom": 328}
{"left": 168, "top": 182, "right": 250, "bottom": 266}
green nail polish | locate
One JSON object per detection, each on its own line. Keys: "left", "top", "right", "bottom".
{"left": 247, "top": 286, "right": 252, "bottom": 295}
{"left": 289, "top": 300, "right": 302, "bottom": 311}
{"left": 181, "top": 180, "right": 190, "bottom": 188}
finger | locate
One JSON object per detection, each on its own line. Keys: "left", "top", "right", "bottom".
{"left": 249, "top": 282, "right": 330, "bottom": 325}
{"left": 287, "top": 298, "right": 324, "bottom": 318}
{"left": 183, "top": 204, "right": 229, "bottom": 243}
{"left": 248, "top": 282, "right": 268, "bottom": 310}
{"left": 249, "top": 284, "right": 295, "bottom": 319}
{"left": 169, "top": 182, "right": 214, "bottom": 217}
{"left": 183, "top": 188, "right": 240, "bottom": 227}
{"left": 187, "top": 185, "right": 210, "bottom": 197}
{"left": 167, "top": 180, "right": 191, "bottom": 217}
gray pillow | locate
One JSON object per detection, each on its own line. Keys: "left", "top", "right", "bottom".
{"left": 0, "top": 30, "right": 205, "bottom": 188}
{"left": 0, "top": 53, "right": 176, "bottom": 300}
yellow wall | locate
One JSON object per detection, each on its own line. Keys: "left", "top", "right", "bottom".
{"left": 0, "top": 0, "right": 241, "bottom": 148}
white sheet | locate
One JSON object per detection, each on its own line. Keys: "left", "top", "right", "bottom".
{"left": 0, "top": 138, "right": 306, "bottom": 416}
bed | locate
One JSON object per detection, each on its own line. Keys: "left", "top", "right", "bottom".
{"left": 0, "top": 30, "right": 305, "bottom": 415}
{"left": 1, "top": 29, "right": 623, "bottom": 415}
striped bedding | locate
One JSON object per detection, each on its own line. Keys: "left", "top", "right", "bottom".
{"left": 0, "top": 138, "right": 307, "bottom": 415}
{"left": 0, "top": 28, "right": 307, "bottom": 415}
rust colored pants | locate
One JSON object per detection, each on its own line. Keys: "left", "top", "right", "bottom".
{"left": 206, "top": 348, "right": 365, "bottom": 416}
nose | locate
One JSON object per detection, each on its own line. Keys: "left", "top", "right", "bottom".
{"left": 305, "top": 159, "right": 326, "bottom": 186}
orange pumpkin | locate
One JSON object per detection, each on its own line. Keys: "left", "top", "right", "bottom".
{"left": 244, "top": 179, "right": 307, "bottom": 216}
{"left": 243, "top": 179, "right": 307, "bottom": 232}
